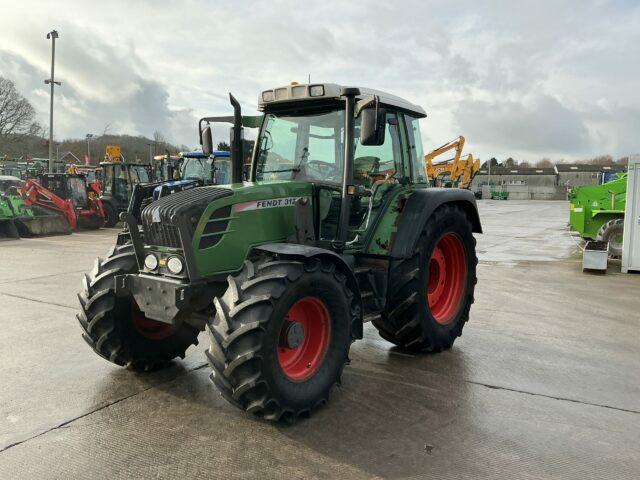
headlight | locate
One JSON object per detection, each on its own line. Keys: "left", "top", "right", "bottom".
{"left": 144, "top": 254, "right": 158, "bottom": 270}
{"left": 166, "top": 256, "right": 184, "bottom": 274}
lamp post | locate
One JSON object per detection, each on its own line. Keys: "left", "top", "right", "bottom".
{"left": 45, "top": 30, "right": 61, "bottom": 172}
{"left": 86, "top": 133, "right": 93, "bottom": 164}
{"left": 146, "top": 142, "right": 154, "bottom": 164}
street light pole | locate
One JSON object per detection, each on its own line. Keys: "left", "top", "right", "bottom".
{"left": 147, "top": 142, "right": 154, "bottom": 164}
{"left": 86, "top": 133, "right": 93, "bottom": 164}
{"left": 45, "top": 30, "right": 61, "bottom": 172}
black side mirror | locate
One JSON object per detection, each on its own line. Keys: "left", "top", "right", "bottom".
{"left": 201, "top": 125, "right": 213, "bottom": 156}
{"left": 360, "top": 107, "right": 386, "bottom": 146}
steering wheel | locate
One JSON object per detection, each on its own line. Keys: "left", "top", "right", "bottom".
{"left": 306, "top": 160, "right": 338, "bottom": 176}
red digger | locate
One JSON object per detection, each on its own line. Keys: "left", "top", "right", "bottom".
{"left": 21, "top": 173, "right": 105, "bottom": 231}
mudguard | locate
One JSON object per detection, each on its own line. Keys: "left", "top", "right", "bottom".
{"left": 253, "top": 243, "right": 363, "bottom": 339}
{"left": 390, "top": 188, "right": 482, "bottom": 259}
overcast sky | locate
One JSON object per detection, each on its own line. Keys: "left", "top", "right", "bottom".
{"left": 1, "top": 0, "right": 638, "bottom": 161}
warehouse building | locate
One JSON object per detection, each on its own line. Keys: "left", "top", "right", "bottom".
{"left": 471, "top": 167, "right": 562, "bottom": 199}
{"left": 471, "top": 163, "right": 627, "bottom": 200}
{"left": 555, "top": 164, "right": 626, "bottom": 187}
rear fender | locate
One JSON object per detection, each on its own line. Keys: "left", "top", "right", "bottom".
{"left": 253, "top": 243, "right": 363, "bottom": 339}
{"left": 390, "top": 188, "right": 482, "bottom": 259}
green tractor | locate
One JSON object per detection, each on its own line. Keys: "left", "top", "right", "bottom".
{"left": 569, "top": 173, "right": 627, "bottom": 257}
{"left": 77, "top": 84, "right": 482, "bottom": 421}
{"left": 0, "top": 194, "right": 20, "bottom": 239}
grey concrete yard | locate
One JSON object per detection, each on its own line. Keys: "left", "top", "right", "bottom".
{"left": 0, "top": 200, "right": 639, "bottom": 479}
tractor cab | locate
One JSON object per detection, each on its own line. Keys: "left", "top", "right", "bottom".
{"left": 180, "top": 150, "right": 231, "bottom": 185}
{"left": 152, "top": 154, "right": 183, "bottom": 182}
{"left": 0, "top": 175, "right": 24, "bottom": 195}
{"left": 37, "top": 173, "right": 94, "bottom": 210}
{"left": 99, "top": 146, "right": 151, "bottom": 227}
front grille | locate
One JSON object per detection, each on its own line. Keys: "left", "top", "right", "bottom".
{"left": 141, "top": 186, "right": 232, "bottom": 248}
{"left": 145, "top": 222, "right": 181, "bottom": 248}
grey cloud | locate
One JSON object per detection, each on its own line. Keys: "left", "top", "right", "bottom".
{"left": 1, "top": 0, "right": 639, "bottom": 159}
{"left": 454, "top": 93, "right": 592, "bottom": 156}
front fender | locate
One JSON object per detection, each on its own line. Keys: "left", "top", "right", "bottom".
{"left": 252, "top": 243, "right": 363, "bottom": 339}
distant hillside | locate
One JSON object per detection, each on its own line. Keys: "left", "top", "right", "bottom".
{"left": 0, "top": 133, "right": 189, "bottom": 165}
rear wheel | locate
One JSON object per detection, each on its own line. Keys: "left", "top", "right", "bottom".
{"left": 597, "top": 218, "right": 624, "bottom": 258}
{"left": 206, "top": 256, "right": 357, "bottom": 421}
{"left": 77, "top": 244, "right": 199, "bottom": 370}
{"left": 373, "top": 204, "right": 477, "bottom": 351}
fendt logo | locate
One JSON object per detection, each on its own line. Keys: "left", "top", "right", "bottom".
{"left": 233, "top": 197, "right": 306, "bottom": 213}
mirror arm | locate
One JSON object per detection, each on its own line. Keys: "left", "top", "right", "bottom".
{"left": 355, "top": 95, "right": 378, "bottom": 117}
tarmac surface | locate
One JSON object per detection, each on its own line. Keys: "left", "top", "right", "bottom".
{"left": 0, "top": 200, "right": 639, "bottom": 479}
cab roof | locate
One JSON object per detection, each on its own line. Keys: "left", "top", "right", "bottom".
{"left": 258, "top": 83, "right": 427, "bottom": 118}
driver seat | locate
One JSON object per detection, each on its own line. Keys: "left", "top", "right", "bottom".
{"left": 353, "top": 156, "right": 380, "bottom": 187}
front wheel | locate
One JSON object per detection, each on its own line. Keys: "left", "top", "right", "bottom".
{"left": 597, "top": 218, "right": 624, "bottom": 258}
{"left": 77, "top": 244, "right": 200, "bottom": 370}
{"left": 206, "top": 257, "right": 358, "bottom": 421}
{"left": 373, "top": 204, "right": 477, "bottom": 351}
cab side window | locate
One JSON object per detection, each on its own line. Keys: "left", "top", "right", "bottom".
{"left": 354, "top": 112, "right": 402, "bottom": 187}
{"left": 405, "top": 115, "right": 427, "bottom": 183}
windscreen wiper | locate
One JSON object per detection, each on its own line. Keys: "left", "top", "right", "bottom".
{"left": 261, "top": 167, "right": 301, "bottom": 173}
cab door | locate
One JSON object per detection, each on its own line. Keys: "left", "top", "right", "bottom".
{"left": 345, "top": 110, "right": 406, "bottom": 247}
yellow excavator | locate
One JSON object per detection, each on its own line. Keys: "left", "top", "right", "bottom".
{"left": 424, "top": 136, "right": 480, "bottom": 189}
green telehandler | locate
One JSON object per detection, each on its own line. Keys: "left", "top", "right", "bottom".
{"left": 77, "top": 84, "right": 482, "bottom": 421}
{"left": 569, "top": 173, "right": 626, "bottom": 257}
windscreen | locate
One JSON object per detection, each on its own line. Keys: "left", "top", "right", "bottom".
{"left": 254, "top": 110, "right": 344, "bottom": 184}
{"left": 181, "top": 158, "right": 212, "bottom": 181}
{"left": 0, "top": 178, "right": 24, "bottom": 194}
{"left": 129, "top": 165, "right": 150, "bottom": 183}
{"left": 68, "top": 177, "right": 88, "bottom": 207}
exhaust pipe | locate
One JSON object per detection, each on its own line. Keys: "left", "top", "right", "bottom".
{"left": 229, "top": 93, "right": 243, "bottom": 183}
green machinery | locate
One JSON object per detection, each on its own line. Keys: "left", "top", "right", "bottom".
{"left": 77, "top": 84, "right": 482, "bottom": 421}
{"left": 0, "top": 194, "right": 21, "bottom": 238}
{"left": 569, "top": 173, "right": 627, "bottom": 256}
{"left": 491, "top": 186, "right": 509, "bottom": 200}
{"left": 0, "top": 192, "right": 65, "bottom": 239}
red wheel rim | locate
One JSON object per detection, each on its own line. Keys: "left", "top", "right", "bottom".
{"left": 427, "top": 233, "right": 468, "bottom": 325}
{"left": 131, "top": 302, "right": 174, "bottom": 340}
{"left": 277, "top": 297, "right": 331, "bottom": 382}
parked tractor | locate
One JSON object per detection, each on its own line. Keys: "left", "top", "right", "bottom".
{"left": 22, "top": 173, "right": 104, "bottom": 231}
{"left": 99, "top": 146, "right": 151, "bottom": 227}
{"left": 0, "top": 192, "right": 20, "bottom": 239}
{"left": 77, "top": 84, "right": 481, "bottom": 421}
{"left": 569, "top": 173, "right": 627, "bottom": 256}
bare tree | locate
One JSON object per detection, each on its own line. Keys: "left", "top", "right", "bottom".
{"left": 535, "top": 158, "right": 553, "bottom": 168}
{"left": 586, "top": 155, "right": 614, "bottom": 166}
{"left": 503, "top": 157, "right": 516, "bottom": 168}
{"left": 0, "top": 76, "right": 41, "bottom": 144}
